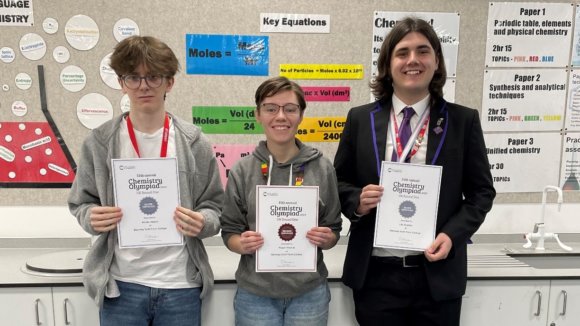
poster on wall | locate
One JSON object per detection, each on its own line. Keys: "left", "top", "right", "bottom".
{"left": 560, "top": 133, "right": 580, "bottom": 191}
{"left": 485, "top": 2, "right": 573, "bottom": 68}
{"left": 371, "top": 11, "right": 460, "bottom": 78}
{"left": 565, "top": 70, "right": 580, "bottom": 131}
{"left": 186, "top": 34, "right": 269, "bottom": 76}
{"left": 212, "top": 144, "right": 256, "bottom": 189}
{"left": 260, "top": 13, "right": 330, "bottom": 33}
{"left": 570, "top": 5, "right": 580, "bottom": 66}
{"left": 481, "top": 69, "right": 567, "bottom": 132}
{"left": 0, "top": 0, "right": 33, "bottom": 26}
{"left": 485, "top": 132, "right": 561, "bottom": 193}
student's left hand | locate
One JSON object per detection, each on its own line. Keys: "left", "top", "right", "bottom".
{"left": 424, "top": 232, "right": 452, "bottom": 262}
{"left": 174, "top": 206, "right": 205, "bottom": 237}
{"left": 307, "top": 227, "right": 337, "bottom": 250}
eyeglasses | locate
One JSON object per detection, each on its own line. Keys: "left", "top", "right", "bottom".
{"left": 260, "top": 103, "right": 301, "bottom": 116}
{"left": 121, "top": 74, "right": 166, "bottom": 90}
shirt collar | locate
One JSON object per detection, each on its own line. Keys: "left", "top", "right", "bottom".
{"left": 391, "top": 94, "right": 430, "bottom": 117}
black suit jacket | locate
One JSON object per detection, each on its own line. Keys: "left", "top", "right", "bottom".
{"left": 334, "top": 96, "right": 496, "bottom": 301}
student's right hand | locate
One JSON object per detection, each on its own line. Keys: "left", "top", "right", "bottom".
{"left": 239, "top": 231, "right": 264, "bottom": 254}
{"left": 90, "top": 206, "right": 122, "bottom": 233}
{"left": 356, "top": 184, "right": 384, "bottom": 216}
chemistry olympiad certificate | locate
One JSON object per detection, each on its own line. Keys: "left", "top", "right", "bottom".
{"left": 112, "top": 158, "right": 183, "bottom": 248}
{"left": 255, "top": 185, "right": 318, "bottom": 272}
{"left": 374, "top": 162, "right": 442, "bottom": 251}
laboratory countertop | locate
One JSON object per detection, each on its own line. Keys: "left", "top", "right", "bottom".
{"left": 1, "top": 237, "right": 579, "bottom": 287}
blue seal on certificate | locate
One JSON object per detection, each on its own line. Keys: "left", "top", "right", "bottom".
{"left": 399, "top": 200, "right": 416, "bottom": 218}
{"left": 140, "top": 197, "right": 158, "bottom": 215}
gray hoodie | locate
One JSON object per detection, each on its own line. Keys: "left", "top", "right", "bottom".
{"left": 220, "top": 139, "right": 342, "bottom": 298}
{"left": 68, "top": 112, "right": 224, "bottom": 307}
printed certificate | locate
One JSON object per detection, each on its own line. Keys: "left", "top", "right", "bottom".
{"left": 256, "top": 185, "right": 318, "bottom": 272}
{"left": 112, "top": 158, "right": 182, "bottom": 248}
{"left": 374, "top": 162, "right": 442, "bottom": 251}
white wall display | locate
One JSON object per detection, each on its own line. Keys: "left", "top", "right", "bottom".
{"left": 120, "top": 94, "right": 130, "bottom": 113}
{"left": 260, "top": 13, "right": 330, "bottom": 33}
{"left": 52, "top": 46, "right": 70, "bottom": 64}
{"left": 113, "top": 18, "right": 139, "bottom": 42}
{"left": 14, "top": 73, "right": 32, "bottom": 90}
{"left": 566, "top": 70, "right": 580, "bottom": 131}
{"left": 568, "top": 5, "right": 580, "bottom": 66}
{"left": 11, "top": 100, "right": 28, "bottom": 117}
{"left": 443, "top": 79, "right": 456, "bottom": 103}
{"left": 371, "top": 11, "right": 460, "bottom": 79}
{"left": 481, "top": 68, "right": 567, "bottom": 132}
{"left": 76, "top": 93, "right": 113, "bottom": 129}
{"left": 485, "top": 2, "right": 573, "bottom": 68}
{"left": 42, "top": 17, "right": 59, "bottom": 34}
{"left": 485, "top": 132, "right": 561, "bottom": 193}
{"left": 59, "top": 65, "right": 86, "bottom": 92}
{"left": 64, "top": 14, "right": 100, "bottom": 51}
{"left": 19, "top": 33, "right": 47, "bottom": 61}
{"left": 99, "top": 53, "right": 121, "bottom": 90}
{"left": 0, "top": 47, "right": 16, "bottom": 63}
{"left": 560, "top": 133, "right": 580, "bottom": 190}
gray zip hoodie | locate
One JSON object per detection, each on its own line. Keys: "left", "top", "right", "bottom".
{"left": 68, "top": 112, "right": 224, "bottom": 307}
{"left": 220, "top": 139, "right": 342, "bottom": 298}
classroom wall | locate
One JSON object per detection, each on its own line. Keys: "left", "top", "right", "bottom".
{"left": 1, "top": 0, "right": 579, "bottom": 237}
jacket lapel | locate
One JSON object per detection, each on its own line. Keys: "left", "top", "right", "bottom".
{"left": 426, "top": 98, "right": 446, "bottom": 165}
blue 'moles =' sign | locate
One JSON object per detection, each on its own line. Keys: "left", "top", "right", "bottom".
{"left": 186, "top": 34, "right": 269, "bottom": 76}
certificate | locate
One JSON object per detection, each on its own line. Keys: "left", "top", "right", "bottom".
{"left": 255, "top": 185, "right": 318, "bottom": 272}
{"left": 112, "top": 158, "right": 183, "bottom": 248}
{"left": 374, "top": 162, "right": 442, "bottom": 251}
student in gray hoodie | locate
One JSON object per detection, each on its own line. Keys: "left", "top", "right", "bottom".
{"left": 68, "top": 36, "right": 223, "bottom": 326}
{"left": 220, "top": 76, "right": 342, "bottom": 326}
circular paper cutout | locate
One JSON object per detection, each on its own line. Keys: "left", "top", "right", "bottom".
{"left": 60, "top": 65, "right": 86, "bottom": 92}
{"left": 120, "top": 94, "right": 131, "bottom": 113}
{"left": 76, "top": 93, "right": 113, "bottom": 129}
{"left": 100, "top": 53, "right": 121, "bottom": 89}
{"left": 113, "top": 18, "right": 140, "bottom": 42}
{"left": 53, "top": 46, "right": 70, "bottom": 64}
{"left": 15, "top": 73, "right": 32, "bottom": 90}
{"left": 11, "top": 100, "right": 28, "bottom": 117}
{"left": 1, "top": 47, "right": 16, "bottom": 63}
{"left": 64, "top": 15, "right": 100, "bottom": 51}
{"left": 19, "top": 33, "right": 47, "bottom": 61}
{"left": 42, "top": 18, "right": 59, "bottom": 34}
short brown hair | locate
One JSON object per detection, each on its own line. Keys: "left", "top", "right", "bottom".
{"left": 109, "top": 36, "right": 180, "bottom": 77}
{"left": 370, "top": 17, "right": 447, "bottom": 100}
{"left": 255, "top": 76, "right": 307, "bottom": 111}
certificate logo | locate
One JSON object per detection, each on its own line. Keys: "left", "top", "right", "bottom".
{"left": 278, "top": 223, "right": 296, "bottom": 241}
{"left": 139, "top": 197, "right": 158, "bottom": 215}
{"left": 399, "top": 200, "right": 416, "bottom": 218}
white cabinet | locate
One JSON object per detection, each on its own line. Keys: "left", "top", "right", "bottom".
{"left": 546, "top": 280, "right": 580, "bottom": 326}
{"left": 52, "top": 287, "right": 99, "bottom": 326}
{"left": 0, "top": 286, "right": 99, "bottom": 326}
{"left": 461, "top": 280, "right": 550, "bottom": 326}
{"left": 0, "top": 287, "right": 55, "bottom": 326}
{"left": 461, "top": 280, "right": 580, "bottom": 326}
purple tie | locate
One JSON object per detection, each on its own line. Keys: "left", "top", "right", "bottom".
{"left": 392, "top": 107, "right": 415, "bottom": 163}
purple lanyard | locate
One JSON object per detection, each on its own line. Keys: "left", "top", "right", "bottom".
{"left": 370, "top": 101, "right": 448, "bottom": 178}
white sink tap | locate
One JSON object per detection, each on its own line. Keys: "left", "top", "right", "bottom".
{"left": 523, "top": 185, "right": 572, "bottom": 252}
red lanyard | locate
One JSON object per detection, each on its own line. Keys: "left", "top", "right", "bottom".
{"left": 390, "top": 109, "right": 429, "bottom": 162}
{"left": 126, "top": 113, "right": 170, "bottom": 158}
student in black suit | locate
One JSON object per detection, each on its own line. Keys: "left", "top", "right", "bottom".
{"left": 334, "top": 17, "right": 496, "bottom": 326}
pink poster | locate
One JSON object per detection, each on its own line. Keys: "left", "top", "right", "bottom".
{"left": 213, "top": 144, "right": 256, "bottom": 188}
{"left": 302, "top": 86, "right": 350, "bottom": 102}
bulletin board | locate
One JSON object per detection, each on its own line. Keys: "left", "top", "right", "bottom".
{"left": 1, "top": 0, "right": 579, "bottom": 206}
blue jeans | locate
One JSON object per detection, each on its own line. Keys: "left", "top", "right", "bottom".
{"left": 234, "top": 282, "right": 330, "bottom": 326}
{"left": 100, "top": 280, "right": 201, "bottom": 326}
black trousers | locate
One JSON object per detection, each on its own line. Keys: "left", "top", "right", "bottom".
{"left": 352, "top": 256, "right": 462, "bottom": 326}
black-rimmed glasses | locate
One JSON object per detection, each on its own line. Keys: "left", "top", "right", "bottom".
{"left": 260, "top": 103, "right": 301, "bottom": 116}
{"left": 121, "top": 75, "right": 166, "bottom": 90}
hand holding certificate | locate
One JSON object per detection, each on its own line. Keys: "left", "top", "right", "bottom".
{"left": 112, "top": 157, "right": 183, "bottom": 248}
{"left": 255, "top": 185, "right": 318, "bottom": 272}
{"left": 374, "top": 161, "right": 442, "bottom": 251}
